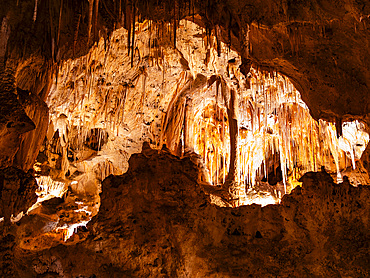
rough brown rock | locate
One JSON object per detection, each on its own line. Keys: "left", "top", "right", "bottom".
{"left": 0, "top": 167, "right": 37, "bottom": 225}
{"left": 0, "top": 70, "right": 36, "bottom": 168}
{"left": 8, "top": 147, "right": 369, "bottom": 277}
{"left": 0, "top": 0, "right": 369, "bottom": 172}
{"left": 13, "top": 88, "right": 49, "bottom": 171}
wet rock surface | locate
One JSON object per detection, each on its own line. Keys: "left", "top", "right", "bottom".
{"left": 2, "top": 147, "right": 368, "bottom": 277}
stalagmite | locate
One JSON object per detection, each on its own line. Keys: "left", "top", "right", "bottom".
{"left": 194, "top": 64, "right": 369, "bottom": 206}
{"left": 225, "top": 89, "right": 239, "bottom": 191}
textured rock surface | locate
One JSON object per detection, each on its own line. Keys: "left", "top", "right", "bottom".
{"left": 13, "top": 88, "right": 49, "bottom": 171}
{"left": 40, "top": 19, "right": 242, "bottom": 200}
{"left": 0, "top": 70, "right": 36, "bottom": 168}
{"left": 6, "top": 146, "right": 368, "bottom": 277}
{"left": 37, "top": 19, "right": 370, "bottom": 211}
{"left": 0, "top": 167, "right": 37, "bottom": 225}
{"left": 0, "top": 0, "right": 369, "bottom": 174}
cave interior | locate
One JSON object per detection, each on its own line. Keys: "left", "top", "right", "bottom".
{"left": 0, "top": 0, "right": 370, "bottom": 277}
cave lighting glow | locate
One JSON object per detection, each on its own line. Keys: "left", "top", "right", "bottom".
{"left": 27, "top": 178, "right": 93, "bottom": 242}
{"left": 56, "top": 220, "right": 90, "bottom": 241}
{"left": 27, "top": 176, "right": 67, "bottom": 213}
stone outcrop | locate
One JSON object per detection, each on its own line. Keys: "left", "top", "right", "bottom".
{"left": 6, "top": 145, "right": 368, "bottom": 277}
{"left": 0, "top": 70, "right": 36, "bottom": 168}
{"left": 0, "top": 167, "right": 37, "bottom": 225}
{"left": 0, "top": 0, "right": 369, "bottom": 171}
{"left": 13, "top": 88, "right": 49, "bottom": 171}
{"left": 34, "top": 18, "right": 370, "bottom": 209}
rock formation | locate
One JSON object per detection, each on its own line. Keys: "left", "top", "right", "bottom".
{"left": 0, "top": 0, "right": 369, "bottom": 277}
{"left": 3, "top": 145, "right": 368, "bottom": 277}
{"left": 0, "top": 167, "right": 37, "bottom": 225}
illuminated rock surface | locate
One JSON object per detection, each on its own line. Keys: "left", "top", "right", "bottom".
{"left": 36, "top": 19, "right": 369, "bottom": 212}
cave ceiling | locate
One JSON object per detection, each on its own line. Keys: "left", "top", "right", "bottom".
{"left": 1, "top": 0, "right": 370, "bottom": 123}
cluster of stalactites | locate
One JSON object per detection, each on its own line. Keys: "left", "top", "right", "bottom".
{"left": 193, "top": 103, "right": 230, "bottom": 185}
{"left": 240, "top": 69, "right": 319, "bottom": 194}
{"left": 245, "top": 69, "right": 368, "bottom": 189}
{"left": 194, "top": 68, "right": 369, "bottom": 205}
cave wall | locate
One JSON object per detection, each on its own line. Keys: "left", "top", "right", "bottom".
{"left": 1, "top": 0, "right": 369, "bottom": 119}
{"left": 0, "top": 167, "right": 37, "bottom": 225}
{"left": 41, "top": 19, "right": 245, "bottom": 195}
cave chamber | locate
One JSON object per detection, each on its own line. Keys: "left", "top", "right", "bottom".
{"left": 0, "top": 0, "right": 370, "bottom": 277}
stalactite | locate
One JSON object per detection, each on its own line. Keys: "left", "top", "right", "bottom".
{"left": 127, "top": 3, "right": 131, "bottom": 56}
{"left": 121, "top": 87, "right": 127, "bottom": 124}
{"left": 140, "top": 69, "right": 147, "bottom": 113}
{"left": 43, "top": 17, "right": 370, "bottom": 227}
{"left": 118, "top": 0, "right": 121, "bottom": 22}
{"left": 73, "top": 14, "right": 81, "bottom": 56}
{"left": 33, "top": 0, "right": 38, "bottom": 22}
{"left": 188, "top": 0, "right": 191, "bottom": 17}
{"left": 336, "top": 117, "right": 342, "bottom": 138}
{"left": 194, "top": 62, "right": 369, "bottom": 206}
{"left": 191, "top": 0, "right": 195, "bottom": 22}
{"left": 87, "top": 0, "right": 94, "bottom": 46}
{"left": 131, "top": 4, "right": 136, "bottom": 67}
{"left": 94, "top": 0, "right": 100, "bottom": 42}
{"left": 228, "top": 12, "right": 232, "bottom": 52}
{"left": 215, "top": 25, "right": 221, "bottom": 57}
{"left": 174, "top": 0, "right": 177, "bottom": 49}
{"left": 57, "top": 0, "right": 63, "bottom": 47}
